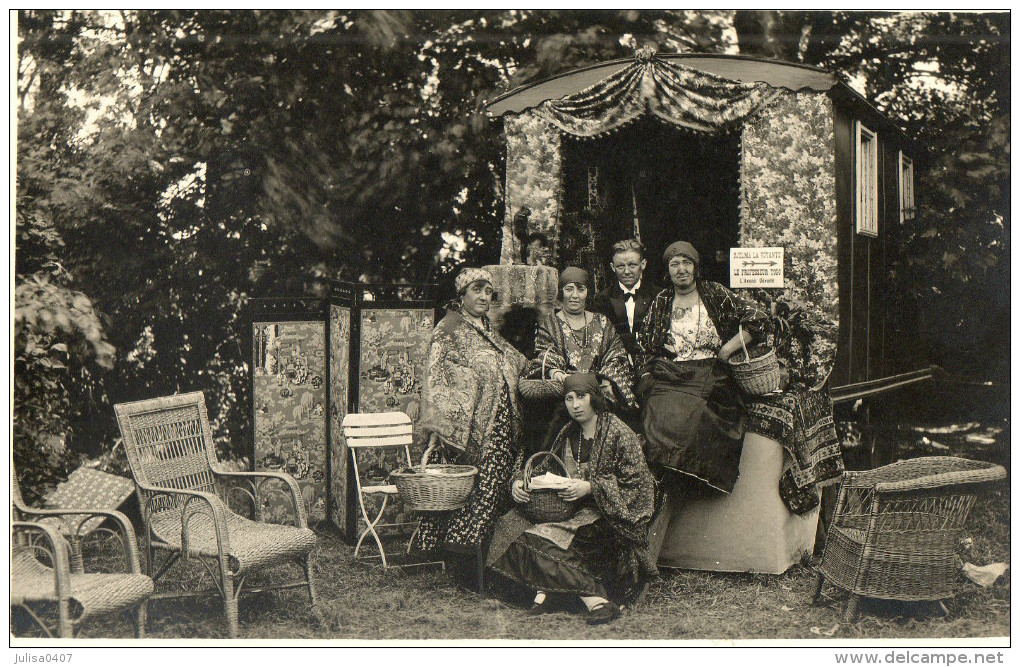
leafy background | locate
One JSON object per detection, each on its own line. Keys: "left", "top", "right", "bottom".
{"left": 15, "top": 10, "right": 1009, "bottom": 497}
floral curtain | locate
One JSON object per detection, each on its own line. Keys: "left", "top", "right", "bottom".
{"left": 534, "top": 54, "right": 781, "bottom": 137}
{"left": 740, "top": 93, "right": 838, "bottom": 388}
{"left": 501, "top": 113, "right": 562, "bottom": 264}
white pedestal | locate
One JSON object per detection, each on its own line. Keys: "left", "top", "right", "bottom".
{"left": 657, "top": 431, "right": 819, "bottom": 574}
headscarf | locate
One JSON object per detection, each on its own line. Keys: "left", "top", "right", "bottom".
{"left": 662, "top": 241, "right": 699, "bottom": 266}
{"left": 454, "top": 267, "right": 494, "bottom": 295}
{"left": 558, "top": 266, "right": 589, "bottom": 291}
{"left": 562, "top": 372, "right": 600, "bottom": 397}
{"left": 561, "top": 372, "right": 610, "bottom": 414}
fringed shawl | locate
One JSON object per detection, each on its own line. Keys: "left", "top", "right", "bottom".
{"left": 746, "top": 387, "right": 844, "bottom": 514}
{"left": 526, "top": 310, "right": 636, "bottom": 409}
{"left": 635, "top": 280, "right": 772, "bottom": 368}
{"left": 418, "top": 308, "right": 527, "bottom": 462}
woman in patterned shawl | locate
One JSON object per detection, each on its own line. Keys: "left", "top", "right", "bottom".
{"left": 487, "top": 373, "right": 657, "bottom": 625}
{"left": 523, "top": 267, "right": 635, "bottom": 449}
{"left": 635, "top": 241, "right": 771, "bottom": 562}
{"left": 412, "top": 268, "right": 527, "bottom": 568}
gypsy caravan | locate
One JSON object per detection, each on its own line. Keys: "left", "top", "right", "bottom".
{"left": 483, "top": 50, "right": 928, "bottom": 425}
{"left": 481, "top": 51, "right": 928, "bottom": 573}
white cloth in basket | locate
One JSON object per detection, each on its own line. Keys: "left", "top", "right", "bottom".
{"left": 528, "top": 472, "right": 571, "bottom": 490}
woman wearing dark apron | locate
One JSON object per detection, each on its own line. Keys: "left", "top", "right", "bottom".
{"left": 634, "top": 241, "right": 771, "bottom": 565}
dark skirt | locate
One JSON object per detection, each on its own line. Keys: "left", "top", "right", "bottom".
{"left": 637, "top": 357, "right": 745, "bottom": 493}
{"left": 411, "top": 386, "right": 521, "bottom": 554}
{"left": 488, "top": 513, "right": 612, "bottom": 599}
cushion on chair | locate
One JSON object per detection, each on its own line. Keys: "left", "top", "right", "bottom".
{"left": 65, "top": 572, "right": 155, "bottom": 620}
{"left": 149, "top": 509, "right": 318, "bottom": 574}
{"left": 12, "top": 549, "right": 154, "bottom": 621}
{"left": 43, "top": 468, "right": 136, "bottom": 536}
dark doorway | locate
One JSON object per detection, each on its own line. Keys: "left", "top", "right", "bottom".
{"left": 560, "top": 117, "right": 741, "bottom": 288}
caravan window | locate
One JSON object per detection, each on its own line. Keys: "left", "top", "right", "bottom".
{"left": 899, "top": 151, "right": 915, "bottom": 222}
{"left": 855, "top": 121, "right": 878, "bottom": 237}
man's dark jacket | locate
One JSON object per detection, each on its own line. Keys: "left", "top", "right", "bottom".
{"left": 590, "top": 279, "right": 660, "bottom": 358}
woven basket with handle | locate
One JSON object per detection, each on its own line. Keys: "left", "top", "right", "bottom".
{"left": 521, "top": 450, "right": 580, "bottom": 523}
{"left": 519, "top": 349, "right": 564, "bottom": 401}
{"left": 727, "top": 323, "right": 782, "bottom": 396}
{"left": 391, "top": 435, "right": 478, "bottom": 512}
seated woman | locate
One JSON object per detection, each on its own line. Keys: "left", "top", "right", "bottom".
{"left": 522, "top": 267, "right": 635, "bottom": 444}
{"left": 413, "top": 268, "right": 528, "bottom": 570}
{"left": 634, "top": 241, "right": 771, "bottom": 561}
{"left": 487, "top": 374, "right": 657, "bottom": 625}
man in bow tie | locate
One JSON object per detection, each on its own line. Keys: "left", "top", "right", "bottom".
{"left": 591, "top": 239, "right": 659, "bottom": 360}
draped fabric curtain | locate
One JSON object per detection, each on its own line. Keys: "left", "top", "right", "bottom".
{"left": 740, "top": 93, "right": 838, "bottom": 389}
{"left": 534, "top": 55, "right": 782, "bottom": 137}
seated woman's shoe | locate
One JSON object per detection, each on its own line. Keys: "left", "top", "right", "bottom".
{"left": 526, "top": 601, "right": 550, "bottom": 616}
{"left": 527, "top": 591, "right": 550, "bottom": 615}
{"left": 586, "top": 600, "right": 622, "bottom": 625}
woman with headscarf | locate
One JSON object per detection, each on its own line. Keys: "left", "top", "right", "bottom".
{"left": 635, "top": 241, "right": 772, "bottom": 560}
{"left": 487, "top": 373, "right": 657, "bottom": 625}
{"left": 524, "top": 266, "right": 635, "bottom": 416}
{"left": 412, "top": 268, "right": 528, "bottom": 568}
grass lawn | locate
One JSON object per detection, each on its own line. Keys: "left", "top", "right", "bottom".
{"left": 14, "top": 421, "right": 1010, "bottom": 642}
{"left": 19, "top": 486, "right": 1006, "bottom": 642}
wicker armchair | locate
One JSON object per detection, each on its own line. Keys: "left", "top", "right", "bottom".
{"left": 813, "top": 456, "right": 1006, "bottom": 621}
{"left": 12, "top": 475, "right": 153, "bottom": 638}
{"left": 113, "top": 391, "right": 318, "bottom": 638}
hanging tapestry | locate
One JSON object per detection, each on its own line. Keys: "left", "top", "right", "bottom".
{"left": 740, "top": 92, "right": 838, "bottom": 389}
{"left": 532, "top": 53, "right": 781, "bottom": 138}
{"left": 502, "top": 113, "right": 562, "bottom": 264}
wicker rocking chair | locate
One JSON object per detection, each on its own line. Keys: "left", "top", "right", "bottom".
{"left": 812, "top": 456, "right": 1007, "bottom": 622}
{"left": 12, "top": 474, "right": 153, "bottom": 638}
{"left": 113, "top": 391, "right": 318, "bottom": 638}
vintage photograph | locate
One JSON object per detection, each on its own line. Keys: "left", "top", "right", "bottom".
{"left": 11, "top": 9, "right": 1009, "bottom": 650}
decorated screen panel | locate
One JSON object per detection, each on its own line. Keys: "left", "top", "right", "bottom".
{"left": 352, "top": 308, "right": 434, "bottom": 536}
{"left": 328, "top": 304, "right": 351, "bottom": 531}
{"left": 253, "top": 320, "right": 328, "bottom": 523}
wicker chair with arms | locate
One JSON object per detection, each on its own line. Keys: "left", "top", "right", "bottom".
{"left": 812, "top": 456, "right": 1007, "bottom": 622}
{"left": 113, "top": 391, "right": 318, "bottom": 638}
{"left": 12, "top": 474, "right": 153, "bottom": 638}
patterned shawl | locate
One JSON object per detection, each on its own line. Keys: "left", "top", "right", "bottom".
{"left": 525, "top": 310, "right": 636, "bottom": 409}
{"left": 746, "top": 387, "right": 844, "bottom": 514}
{"left": 417, "top": 308, "right": 527, "bottom": 462}
{"left": 635, "top": 280, "right": 772, "bottom": 369}
{"left": 548, "top": 412, "right": 658, "bottom": 582}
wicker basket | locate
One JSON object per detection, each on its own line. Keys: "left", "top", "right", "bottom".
{"left": 727, "top": 324, "right": 782, "bottom": 396}
{"left": 521, "top": 451, "right": 580, "bottom": 523}
{"left": 391, "top": 437, "right": 478, "bottom": 512}
{"left": 519, "top": 349, "right": 564, "bottom": 401}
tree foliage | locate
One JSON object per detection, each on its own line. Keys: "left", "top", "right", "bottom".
{"left": 14, "top": 10, "right": 1009, "bottom": 494}
{"left": 14, "top": 10, "right": 734, "bottom": 488}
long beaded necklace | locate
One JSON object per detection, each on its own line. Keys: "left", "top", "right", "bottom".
{"left": 562, "top": 311, "right": 590, "bottom": 352}
{"left": 573, "top": 430, "right": 593, "bottom": 479}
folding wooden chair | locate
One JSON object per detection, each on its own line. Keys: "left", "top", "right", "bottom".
{"left": 341, "top": 411, "right": 440, "bottom": 569}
